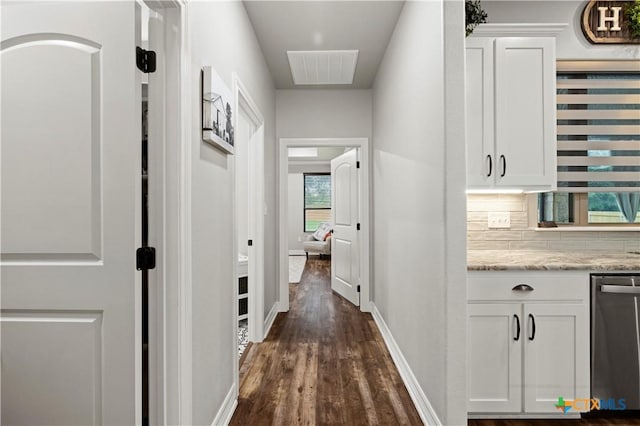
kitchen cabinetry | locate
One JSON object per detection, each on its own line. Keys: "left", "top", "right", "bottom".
{"left": 467, "top": 271, "right": 589, "bottom": 417}
{"left": 465, "top": 24, "right": 566, "bottom": 192}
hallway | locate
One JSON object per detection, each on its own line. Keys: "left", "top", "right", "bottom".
{"left": 230, "top": 258, "right": 423, "bottom": 425}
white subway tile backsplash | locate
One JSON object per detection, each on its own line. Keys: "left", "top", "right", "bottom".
{"left": 549, "top": 240, "right": 625, "bottom": 251}
{"left": 598, "top": 232, "right": 640, "bottom": 240}
{"left": 484, "top": 231, "right": 522, "bottom": 241}
{"left": 624, "top": 241, "right": 640, "bottom": 251}
{"left": 467, "top": 222, "right": 488, "bottom": 231}
{"left": 466, "top": 212, "right": 488, "bottom": 222}
{"left": 509, "top": 240, "right": 549, "bottom": 250}
{"left": 467, "top": 231, "right": 486, "bottom": 241}
{"left": 466, "top": 194, "right": 639, "bottom": 253}
{"left": 521, "top": 230, "right": 562, "bottom": 241}
{"left": 468, "top": 240, "right": 510, "bottom": 250}
{"left": 559, "top": 232, "right": 599, "bottom": 240}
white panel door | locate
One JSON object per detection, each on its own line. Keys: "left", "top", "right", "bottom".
{"left": 494, "top": 37, "right": 556, "bottom": 189}
{"left": 1, "top": 2, "right": 141, "bottom": 425}
{"left": 330, "top": 149, "right": 359, "bottom": 306}
{"left": 468, "top": 303, "right": 523, "bottom": 413}
{"left": 524, "top": 303, "right": 589, "bottom": 413}
{"left": 465, "top": 37, "right": 495, "bottom": 189}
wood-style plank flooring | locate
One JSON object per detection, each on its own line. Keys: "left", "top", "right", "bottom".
{"left": 230, "top": 257, "right": 422, "bottom": 425}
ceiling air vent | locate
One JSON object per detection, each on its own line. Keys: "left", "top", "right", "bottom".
{"left": 287, "top": 50, "right": 358, "bottom": 85}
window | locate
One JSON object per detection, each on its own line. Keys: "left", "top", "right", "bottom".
{"left": 304, "top": 173, "right": 331, "bottom": 232}
{"left": 538, "top": 61, "right": 640, "bottom": 226}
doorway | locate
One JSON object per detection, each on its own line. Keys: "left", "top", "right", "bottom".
{"left": 232, "top": 75, "right": 266, "bottom": 393}
{"left": 140, "top": 1, "right": 189, "bottom": 424}
{"left": 278, "top": 138, "right": 371, "bottom": 313}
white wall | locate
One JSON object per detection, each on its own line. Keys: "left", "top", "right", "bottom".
{"left": 276, "top": 89, "right": 372, "bottom": 139}
{"left": 483, "top": 1, "right": 640, "bottom": 60}
{"left": 288, "top": 173, "right": 305, "bottom": 253}
{"left": 371, "top": 1, "right": 466, "bottom": 424}
{"left": 188, "top": 2, "right": 276, "bottom": 424}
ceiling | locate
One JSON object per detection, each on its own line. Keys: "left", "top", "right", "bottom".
{"left": 288, "top": 147, "right": 352, "bottom": 163}
{"left": 243, "top": 1, "right": 405, "bottom": 89}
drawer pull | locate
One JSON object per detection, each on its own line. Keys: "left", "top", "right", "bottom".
{"left": 512, "top": 284, "right": 534, "bottom": 292}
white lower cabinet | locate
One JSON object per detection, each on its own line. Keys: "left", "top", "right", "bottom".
{"left": 468, "top": 303, "right": 522, "bottom": 413}
{"left": 523, "top": 303, "right": 589, "bottom": 413}
{"left": 467, "top": 272, "right": 590, "bottom": 417}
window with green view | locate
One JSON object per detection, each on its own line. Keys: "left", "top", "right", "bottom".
{"left": 304, "top": 173, "right": 331, "bottom": 232}
{"left": 539, "top": 64, "right": 640, "bottom": 226}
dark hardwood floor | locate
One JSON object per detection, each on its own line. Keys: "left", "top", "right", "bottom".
{"left": 230, "top": 257, "right": 423, "bottom": 425}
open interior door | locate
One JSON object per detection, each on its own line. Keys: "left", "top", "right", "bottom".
{"left": 1, "top": 2, "right": 141, "bottom": 424}
{"left": 330, "top": 149, "right": 360, "bottom": 306}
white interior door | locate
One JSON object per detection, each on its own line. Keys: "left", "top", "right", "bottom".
{"left": 1, "top": 2, "right": 141, "bottom": 425}
{"left": 330, "top": 149, "right": 359, "bottom": 306}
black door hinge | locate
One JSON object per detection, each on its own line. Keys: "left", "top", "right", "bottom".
{"left": 248, "top": 239, "right": 253, "bottom": 246}
{"left": 357, "top": 285, "right": 361, "bottom": 293}
{"left": 357, "top": 223, "right": 361, "bottom": 231}
{"left": 136, "top": 47, "right": 156, "bottom": 73}
{"left": 356, "top": 161, "right": 360, "bottom": 169}
{"left": 136, "top": 247, "right": 156, "bottom": 271}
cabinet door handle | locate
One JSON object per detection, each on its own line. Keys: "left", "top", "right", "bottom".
{"left": 513, "top": 314, "right": 520, "bottom": 341}
{"left": 486, "top": 155, "right": 493, "bottom": 177}
{"left": 528, "top": 314, "right": 536, "bottom": 341}
{"left": 500, "top": 155, "right": 506, "bottom": 177}
{"left": 512, "top": 284, "right": 534, "bottom": 292}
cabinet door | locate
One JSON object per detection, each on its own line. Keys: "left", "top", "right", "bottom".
{"left": 524, "top": 303, "right": 589, "bottom": 413}
{"left": 465, "top": 38, "right": 495, "bottom": 189}
{"left": 468, "top": 303, "right": 523, "bottom": 413}
{"left": 494, "top": 37, "right": 557, "bottom": 190}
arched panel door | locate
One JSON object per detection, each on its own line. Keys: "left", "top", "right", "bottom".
{"left": 1, "top": 2, "right": 141, "bottom": 424}
{"left": 331, "top": 148, "right": 359, "bottom": 306}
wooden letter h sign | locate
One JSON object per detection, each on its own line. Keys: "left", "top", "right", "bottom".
{"left": 582, "top": 0, "right": 640, "bottom": 44}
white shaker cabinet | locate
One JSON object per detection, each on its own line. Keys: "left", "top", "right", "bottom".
{"left": 523, "top": 303, "right": 589, "bottom": 414}
{"left": 467, "top": 271, "right": 589, "bottom": 417}
{"left": 468, "top": 303, "right": 522, "bottom": 413}
{"left": 466, "top": 24, "right": 566, "bottom": 191}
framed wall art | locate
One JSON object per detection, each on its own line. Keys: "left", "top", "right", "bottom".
{"left": 202, "top": 65, "right": 235, "bottom": 154}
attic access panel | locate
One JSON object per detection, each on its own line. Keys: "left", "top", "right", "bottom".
{"left": 287, "top": 50, "right": 358, "bottom": 85}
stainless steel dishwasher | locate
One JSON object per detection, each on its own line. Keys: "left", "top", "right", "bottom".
{"left": 592, "top": 274, "right": 640, "bottom": 410}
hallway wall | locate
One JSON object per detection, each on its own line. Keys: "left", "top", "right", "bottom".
{"left": 276, "top": 89, "right": 372, "bottom": 139}
{"left": 188, "top": 2, "right": 276, "bottom": 424}
{"left": 371, "top": 1, "right": 467, "bottom": 424}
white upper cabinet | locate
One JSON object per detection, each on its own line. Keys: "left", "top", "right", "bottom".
{"left": 465, "top": 24, "right": 566, "bottom": 192}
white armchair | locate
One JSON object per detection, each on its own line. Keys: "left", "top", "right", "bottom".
{"left": 303, "top": 222, "right": 332, "bottom": 259}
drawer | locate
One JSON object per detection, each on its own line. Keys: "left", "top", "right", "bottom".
{"left": 468, "top": 271, "right": 589, "bottom": 302}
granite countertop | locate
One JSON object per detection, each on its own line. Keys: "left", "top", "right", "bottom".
{"left": 468, "top": 250, "right": 640, "bottom": 271}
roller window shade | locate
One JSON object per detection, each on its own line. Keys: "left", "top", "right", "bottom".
{"left": 556, "top": 72, "right": 640, "bottom": 192}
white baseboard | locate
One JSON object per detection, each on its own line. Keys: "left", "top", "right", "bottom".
{"left": 211, "top": 383, "right": 237, "bottom": 426}
{"left": 288, "top": 249, "right": 306, "bottom": 256}
{"left": 263, "top": 302, "right": 278, "bottom": 340}
{"left": 277, "top": 300, "right": 288, "bottom": 313}
{"left": 370, "top": 303, "right": 442, "bottom": 426}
